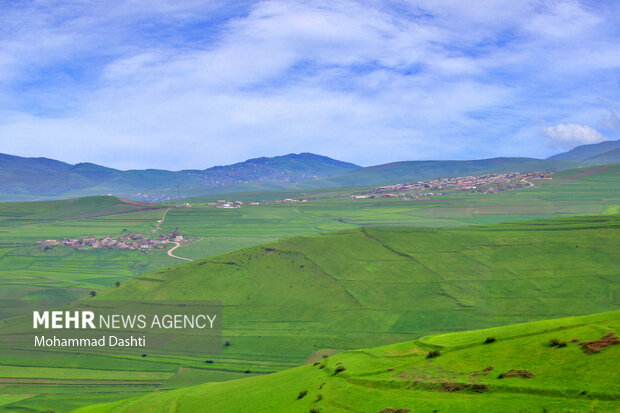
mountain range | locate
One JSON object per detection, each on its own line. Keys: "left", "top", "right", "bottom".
{"left": 1, "top": 140, "right": 619, "bottom": 201}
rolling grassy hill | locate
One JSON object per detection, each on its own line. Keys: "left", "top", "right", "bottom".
{"left": 1, "top": 214, "right": 618, "bottom": 411}
{"left": 98, "top": 214, "right": 620, "bottom": 363}
{"left": 75, "top": 310, "right": 620, "bottom": 412}
{"left": 0, "top": 196, "right": 159, "bottom": 227}
{"left": 0, "top": 168, "right": 618, "bottom": 412}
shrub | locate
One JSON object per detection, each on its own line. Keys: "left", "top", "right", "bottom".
{"left": 89, "top": 290, "right": 96, "bottom": 297}
{"left": 114, "top": 281, "right": 120, "bottom": 287}
{"left": 224, "top": 339, "right": 230, "bottom": 347}
{"left": 309, "top": 409, "right": 320, "bottom": 413}
{"left": 297, "top": 390, "right": 308, "bottom": 400}
{"left": 333, "top": 365, "right": 346, "bottom": 375}
{"left": 550, "top": 338, "right": 567, "bottom": 347}
{"left": 318, "top": 364, "right": 325, "bottom": 369}
{"left": 484, "top": 337, "right": 496, "bottom": 344}
{"left": 205, "top": 360, "right": 214, "bottom": 364}
{"left": 315, "top": 394, "right": 323, "bottom": 402}
{"left": 426, "top": 349, "right": 440, "bottom": 359}
{"left": 498, "top": 369, "right": 535, "bottom": 379}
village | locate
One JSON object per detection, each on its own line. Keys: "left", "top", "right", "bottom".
{"left": 37, "top": 231, "right": 186, "bottom": 253}
{"left": 348, "top": 171, "right": 552, "bottom": 199}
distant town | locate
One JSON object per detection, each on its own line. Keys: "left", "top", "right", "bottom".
{"left": 348, "top": 172, "right": 552, "bottom": 199}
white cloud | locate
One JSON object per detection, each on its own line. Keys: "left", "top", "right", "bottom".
{"left": 542, "top": 123, "right": 606, "bottom": 149}
{"left": 0, "top": 1, "right": 619, "bottom": 168}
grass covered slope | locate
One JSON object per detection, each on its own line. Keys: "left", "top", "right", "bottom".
{"left": 0, "top": 195, "right": 158, "bottom": 227}
{"left": 98, "top": 214, "right": 620, "bottom": 364}
{"left": 76, "top": 310, "right": 620, "bottom": 413}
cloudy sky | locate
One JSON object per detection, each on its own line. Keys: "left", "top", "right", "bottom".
{"left": 0, "top": 0, "right": 618, "bottom": 170}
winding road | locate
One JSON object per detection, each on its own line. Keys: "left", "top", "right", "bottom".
{"left": 158, "top": 207, "right": 193, "bottom": 262}
{"left": 167, "top": 242, "right": 193, "bottom": 261}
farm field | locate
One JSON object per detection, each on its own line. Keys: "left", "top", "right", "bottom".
{"left": 76, "top": 310, "right": 620, "bottom": 413}
{"left": 0, "top": 197, "right": 178, "bottom": 300}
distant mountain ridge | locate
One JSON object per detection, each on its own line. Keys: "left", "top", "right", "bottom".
{"left": 0, "top": 152, "right": 360, "bottom": 201}
{"left": 547, "top": 139, "right": 620, "bottom": 161}
{"left": 1, "top": 141, "right": 619, "bottom": 201}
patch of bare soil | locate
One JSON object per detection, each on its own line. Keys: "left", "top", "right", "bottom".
{"left": 498, "top": 369, "right": 535, "bottom": 379}
{"left": 580, "top": 332, "right": 619, "bottom": 354}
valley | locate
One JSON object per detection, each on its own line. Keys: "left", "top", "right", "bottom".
{"left": 0, "top": 164, "right": 618, "bottom": 411}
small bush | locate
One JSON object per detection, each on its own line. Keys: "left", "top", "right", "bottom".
{"left": 322, "top": 354, "right": 329, "bottom": 359}
{"left": 89, "top": 290, "right": 97, "bottom": 297}
{"left": 550, "top": 338, "right": 567, "bottom": 347}
{"left": 498, "top": 369, "right": 534, "bottom": 379}
{"left": 333, "top": 365, "right": 346, "bottom": 375}
{"left": 297, "top": 390, "right": 308, "bottom": 400}
{"left": 315, "top": 394, "right": 323, "bottom": 402}
{"left": 114, "top": 281, "right": 120, "bottom": 287}
{"left": 426, "top": 349, "right": 440, "bottom": 359}
{"left": 484, "top": 337, "right": 496, "bottom": 344}
{"left": 205, "top": 360, "right": 214, "bottom": 364}
{"left": 318, "top": 364, "right": 325, "bottom": 369}
{"left": 309, "top": 409, "right": 320, "bottom": 413}
{"left": 224, "top": 339, "right": 230, "bottom": 347}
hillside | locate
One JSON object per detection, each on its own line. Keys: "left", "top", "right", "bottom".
{"left": 547, "top": 139, "right": 620, "bottom": 161}
{"left": 584, "top": 148, "right": 620, "bottom": 165}
{"left": 0, "top": 153, "right": 359, "bottom": 201}
{"left": 76, "top": 310, "right": 620, "bottom": 412}
{"left": 97, "top": 214, "right": 620, "bottom": 363}
{"left": 0, "top": 195, "right": 160, "bottom": 228}
{"left": 298, "top": 157, "right": 575, "bottom": 188}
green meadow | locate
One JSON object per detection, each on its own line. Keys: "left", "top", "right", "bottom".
{"left": 76, "top": 310, "right": 620, "bottom": 413}
{"left": 0, "top": 165, "right": 618, "bottom": 411}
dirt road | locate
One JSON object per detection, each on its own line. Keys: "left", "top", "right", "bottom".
{"left": 167, "top": 242, "right": 192, "bottom": 261}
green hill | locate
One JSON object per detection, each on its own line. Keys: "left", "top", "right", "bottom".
{"left": 75, "top": 310, "right": 620, "bottom": 412}
{"left": 0, "top": 195, "right": 159, "bottom": 228}
{"left": 96, "top": 214, "right": 620, "bottom": 363}
{"left": 1, "top": 214, "right": 619, "bottom": 412}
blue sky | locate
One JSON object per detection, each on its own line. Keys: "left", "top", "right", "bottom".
{"left": 0, "top": 0, "right": 619, "bottom": 170}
